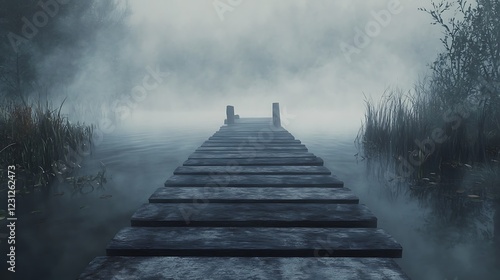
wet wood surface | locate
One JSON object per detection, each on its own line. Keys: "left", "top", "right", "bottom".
{"left": 148, "top": 186, "right": 359, "bottom": 204}
{"left": 79, "top": 256, "right": 411, "bottom": 280}
{"left": 183, "top": 157, "right": 325, "bottom": 166}
{"left": 106, "top": 227, "right": 402, "bottom": 257}
{"left": 130, "top": 202, "right": 377, "bottom": 228}
{"left": 173, "top": 165, "right": 331, "bottom": 175}
{"left": 164, "top": 174, "right": 344, "bottom": 188}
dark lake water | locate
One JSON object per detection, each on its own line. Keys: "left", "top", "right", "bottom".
{"left": 1, "top": 116, "right": 498, "bottom": 280}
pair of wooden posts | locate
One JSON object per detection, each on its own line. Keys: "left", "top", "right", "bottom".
{"left": 226, "top": 102, "right": 281, "bottom": 127}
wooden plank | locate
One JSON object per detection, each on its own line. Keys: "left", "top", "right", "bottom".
{"left": 149, "top": 187, "right": 359, "bottom": 204}
{"left": 219, "top": 130, "right": 287, "bottom": 133}
{"left": 219, "top": 124, "right": 275, "bottom": 128}
{"left": 234, "top": 117, "right": 272, "bottom": 123}
{"left": 201, "top": 141, "right": 303, "bottom": 147}
{"left": 183, "top": 157, "right": 324, "bottom": 166}
{"left": 220, "top": 124, "right": 274, "bottom": 129}
{"left": 211, "top": 135, "right": 294, "bottom": 139}
{"left": 214, "top": 131, "right": 292, "bottom": 136}
{"left": 130, "top": 203, "right": 377, "bottom": 228}
{"left": 218, "top": 128, "right": 288, "bottom": 132}
{"left": 173, "top": 166, "right": 330, "bottom": 175}
{"left": 215, "top": 130, "right": 291, "bottom": 134}
{"left": 205, "top": 139, "right": 301, "bottom": 144}
{"left": 209, "top": 136, "right": 295, "bottom": 140}
{"left": 106, "top": 227, "right": 402, "bottom": 257}
{"left": 220, "top": 124, "right": 284, "bottom": 127}
{"left": 78, "top": 256, "right": 411, "bottom": 280}
{"left": 188, "top": 152, "right": 314, "bottom": 159}
{"left": 164, "top": 174, "right": 344, "bottom": 188}
{"left": 211, "top": 134, "right": 295, "bottom": 139}
{"left": 196, "top": 146, "right": 308, "bottom": 152}
{"left": 217, "top": 128, "right": 289, "bottom": 131}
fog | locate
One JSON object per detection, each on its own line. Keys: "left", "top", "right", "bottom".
{"left": 44, "top": 0, "right": 443, "bottom": 131}
{"left": 7, "top": 1, "right": 496, "bottom": 279}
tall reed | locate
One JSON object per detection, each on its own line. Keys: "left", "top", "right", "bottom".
{"left": 0, "top": 100, "right": 94, "bottom": 190}
{"left": 357, "top": 83, "right": 500, "bottom": 243}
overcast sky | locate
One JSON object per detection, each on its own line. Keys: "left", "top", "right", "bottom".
{"left": 104, "top": 0, "right": 444, "bottom": 131}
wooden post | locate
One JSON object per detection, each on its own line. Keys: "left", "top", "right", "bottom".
{"left": 272, "top": 102, "right": 281, "bottom": 127}
{"left": 494, "top": 199, "right": 500, "bottom": 259}
{"left": 226, "top": 105, "right": 235, "bottom": 125}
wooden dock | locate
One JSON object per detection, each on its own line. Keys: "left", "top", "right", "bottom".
{"left": 79, "top": 103, "right": 410, "bottom": 279}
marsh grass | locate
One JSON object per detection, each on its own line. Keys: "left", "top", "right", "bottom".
{"left": 357, "top": 0, "right": 500, "bottom": 251}
{"left": 357, "top": 85, "right": 500, "bottom": 186}
{"left": 0, "top": 99, "right": 102, "bottom": 193}
{"left": 357, "top": 84, "right": 500, "bottom": 243}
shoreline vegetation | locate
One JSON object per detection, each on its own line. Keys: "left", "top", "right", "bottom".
{"left": 0, "top": 1, "right": 126, "bottom": 202}
{"left": 0, "top": 100, "right": 106, "bottom": 197}
{"left": 357, "top": 0, "right": 500, "bottom": 255}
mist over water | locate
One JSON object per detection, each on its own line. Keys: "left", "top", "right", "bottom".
{"left": 44, "top": 0, "right": 444, "bottom": 126}
{"left": 1, "top": 117, "right": 498, "bottom": 279}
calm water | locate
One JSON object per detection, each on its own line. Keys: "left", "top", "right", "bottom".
{"left": 1, "top": 118, "right": 498, "bottom": 280}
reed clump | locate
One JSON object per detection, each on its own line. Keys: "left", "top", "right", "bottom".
{"left": 357, "top": 0, "right": 500, "bottom": 245}
{"left": 0, "top": 100, "right": 96, "bottom": 192}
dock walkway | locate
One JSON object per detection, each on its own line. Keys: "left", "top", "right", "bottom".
{"left": 79, "top": 104, "right": 410, "bottom": 279}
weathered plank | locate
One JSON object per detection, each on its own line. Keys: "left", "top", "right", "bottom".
{"left": 130, "top": 203, "right": 377, "bottom": 228}
{"left": 173, "top": 166, "right": 330, "bottom": 175}
{"left": 220, "top": 123, "right": 285, "bottom": 127}
{"left": 201, "top": 141, "right": 303, "bottom": 147}
{"left": 149, "top": 187, "right": 359, "bottom": 204}
{"left": 218, "top": 128, "right": 288, "bottom": 132}
{"left": 213, "top": 132, "right": 293, "bottom": 137}
{"left": 188, "top": 152, "right": 314, "bottom": 159}
{"left": 78, "top": 256, "right": 410, "bottom": 280}
{"left": 164, "top": 174, "right": 344, "bottom": 188}
{"left": 106, "top": 227, "right": 402, "bottom": 257}
{"left": 215, "top": 130, "right": 292, "bottom": 135}
{"left": 219, "top": 123, "right": 278, "bottom": 127}
{"left": 219, "top": 124, "right": 274, "bottom": 129}
{"left": 196, "top": 146, "right": 308, "bottom": 152}
{"left": 204, "top": 139, "right": 301, "bottom": 144}
{"left": 209, "top": 136, "right": 295, "bottom": 140}
{"left": 211, "top": 135, "right": 295, "bottom": 140}
{"left": 216, "top": 129, "right": 290, "bottom": 134}
{"left": 233, "top": 117, "right": 272, "bottom": 123}
{"left": 183, "top": 157, "right": 324, "bottom": 166}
